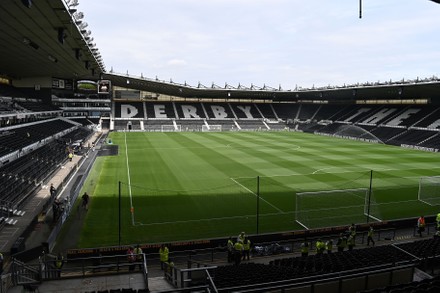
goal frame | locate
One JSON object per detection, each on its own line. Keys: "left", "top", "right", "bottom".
{"left": 161, "top": 125, "right": 181, "bottom": 132}
{"left": 295, "top": 187, "right": 380, "bottom": 229}
{"left": 202, "top": 124, "right": 222, "bottom": 132}
{"left": 418, "top": 175, "right": 440, "bottom": 206}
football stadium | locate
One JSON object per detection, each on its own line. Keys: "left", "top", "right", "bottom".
{"left": 1, "top": 1, "right": 440, "bottom": 292}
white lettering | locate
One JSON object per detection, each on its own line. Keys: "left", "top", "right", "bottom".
{"left": 211, "top": 105, "right": 228, "bottom": 119}
{"left": 154, "top": 104, "right": 167, "bottom": 118}
{"left": 237, "top": 106, "right": 253, "bottom": 119}
{"left": 121, "top": 105, "right": 138, "bottom": 118}
{"left": 387, "top": 109, "right": 420, "bottom": 126}
{"left": 181, "top": 105, "right": 200, "bottom": 118}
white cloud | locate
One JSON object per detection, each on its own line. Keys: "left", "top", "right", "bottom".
{"left": 167, "top": 59, "right": 187, "bottom": 67}
{"left": 79, "top": 0, "right": 440, "bottom": 89}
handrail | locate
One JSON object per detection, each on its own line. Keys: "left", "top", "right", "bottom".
{"left": 205, "top": 269, "right": 219, "bottom": 293}
{"left": 222, "top": 263, "right": 415, "bottom": 293}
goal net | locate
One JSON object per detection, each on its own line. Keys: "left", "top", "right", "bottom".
{"left": 295, "top": 188, "right": 381, "bottom": 230}
{"left": 334, "top": 124, "right": 384, "bottom": 144}
{"left": 161, "top": 125, "right": 181, "bottom": 132}
{"left": 418, "top": 176, "right": 440, "bottom": 206}
{"left": 202, "top": 125, "right": 222, "bottom": 132}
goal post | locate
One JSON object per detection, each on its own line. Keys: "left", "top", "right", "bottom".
{"left": 295, "top": 188, "right": 381, "bottom": 230}
{"left": 418, "top": 175, "right": 440, "bottom": 206}
{"left": 161, "top": 125, "right": 181, "bottom": 132}
{"left": 202, "top": 125, "right": 222, "bottom": 132}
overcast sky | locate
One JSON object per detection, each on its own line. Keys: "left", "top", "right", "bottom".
{"left": 77, "top": 0, "right": 440, "bottom": 90}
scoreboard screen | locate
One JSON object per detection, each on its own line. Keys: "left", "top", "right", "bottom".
{"left": 98, "top": 80, "right": 111, "bottom": 94}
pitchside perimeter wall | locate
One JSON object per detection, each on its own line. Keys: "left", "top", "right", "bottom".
{"left": 64, "top": 216, "right": 436, "bottom": 258}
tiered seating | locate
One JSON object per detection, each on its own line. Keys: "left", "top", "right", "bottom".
{"left": 144, "top": 120, "right": 173, "bottom": 132}
{"left": 213, "top": 245, "right": 416, "bottom": 290}
{"left": 418, "top": 134, "right": 440, "bottom": 149}
{"left": 270, "top": 245, "right": 415, "bottom": 277}
{"left": 0, "top": 140, "right": 67, "bottom": 207}
{"left": 237, "top": 120, "right": 267, "bottom": 130}
{"left": 297, "top": 104, "right": 320, "bottom": 121}
{"left": 315, "top": 104, "right": 350, "bottom": 121}
{"left": 360, "top": 275, "right": 440, "bottom": 293}
{"left": 0, "top": 99, "right": 14, "bottom": 113}
{"left": 84, "top": 289, "right": 147, "bottom": 293}
{"left": 0, "top": 119, "right": 76, "bottom": 156}
{"left": 214, "top": 263, "right": 295, "bottom": 289}
{"left": 61, "top": 127, "right": 93, "bottom": 143}
{"left": 178, "top": 120, "right": 206, "bottom": 131}
{"left": 114, "top": 102, "right": 145, "bottom": 119}
{"left": 266, "top": 121, "right": 288, "bottom": 130}
{"left": 272, "top": 103, "right": 299, "bottom": 121}
{"left": 368, "top": 127, "right": 407, "bottom": 144}
{"left": 256, "top": 103, "right": 277, "bottom": 120}
{"left": 16, "top": 101, "right": 60, "bottom": 112}
{"left": 145, "top": 102, "right": 176, "bottom": 119}
{"left": 114, "top": 120, "right": 141, "bottom": 131}
{"left": 395, "top": 238, "right": 440, "bottom": 258}
{"left": 387, "top": 129, "right": 437, "bottom": 146}
{"left": 204, "top": 103, "right": 235, "bottom": 119}
{"left": 382, "top": 106, "right": 434, "bottom": 128}
{"left": 334, "top": 106, "right": 378, "bottom": 123}
{"left": 68, "top": 117, "right": 100, "bottom": 126}
{"left": 315, "top": 122, "right": 347, "bottom": 134}
{"left": 113, "top": 102, "right": 440, "bottom": 150}
{"left": 413, "top": 108, "right": 440, "bottom": 129}
{"left": 298, "top": 122, "right": 325, "bottom": 133}
{"left": 207, "top": 120, "right": 236, "bottom": 131}
{"left": 230, "top": 103, "right": 262, "bottom": 119}
{"left": 174, "top": 102, "right": 206, "bottom": 119}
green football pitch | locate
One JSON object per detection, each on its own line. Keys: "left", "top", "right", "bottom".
{"left": 75, "top": 131, "right": 440, "bottom": 248}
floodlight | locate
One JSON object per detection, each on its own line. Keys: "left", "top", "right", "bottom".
{"left": 69, "top": 0, "right": 79, "bottom": 7}
{"left": 73, "top": 11, "right": 84, "bottom": 20}
{"left": 78, "top": 22, "right": 88, "bottom": 30}
{"left": 82, "top": 30, "right": 91, "bottom": 37}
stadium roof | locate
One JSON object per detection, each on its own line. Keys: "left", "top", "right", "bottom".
{"left": 0, "top": 0, "right": 104, "bottom": 80}
{"left": 0, "top": 0, "right": 439, "bottom": 103}
{"left": 104, "top": 72, "right": 440, "bottom": 102}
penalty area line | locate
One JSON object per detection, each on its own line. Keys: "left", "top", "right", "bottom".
{"left": 133, "top": 211, "right": 294, "bottom": 227}
{"left": 296, "top": 220, "right": 309, "bottom": 230}
{"left": 124, "top": 132, "right": 135, "bottom": 226}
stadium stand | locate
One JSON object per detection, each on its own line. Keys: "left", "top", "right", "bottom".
{"left": 205, "top": 103, "right": 235, "bottom": 119}
{"left": 237, "top": 119, "right": 268, "bottom": 130}
{"left": 111, "top": 101, "right": 440, "bottom": 153}
{"left": 0, "top": 125, "right": 93, "bottom": 213}
{"left": 0, "top": 84, "right": 28, "bottom": 99}
{"left": 230, "top": 103, "right": 262, "bottom": 119}
{"left": 256, "top": 103, "right": 277, "bottom": 120}
{"left": 174, "top": 102, "right": 206, "bottom": 119}
{"left": 3, "top": 100, "right": 440, "bottom": 292}
{"left": 272, "top": 103, "right": 300, "bottom": 121}
{"left": 15, "top": 100, "right": 60, "bottom": 112}
{"left": 0, "top": 119, "right": 77, "bottom": 159}
{"left": 68, "top": 117, "right": 101, "bottom": 126}
{"left": 2, "top": 1, "right": 440, "bottom": 291}
{"left": 179, "top": 119, "right": 206, "bottom": 131}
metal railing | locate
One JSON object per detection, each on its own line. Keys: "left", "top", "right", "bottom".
{"left": 11, "top": 253, "right": 149, "bottom": 291}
